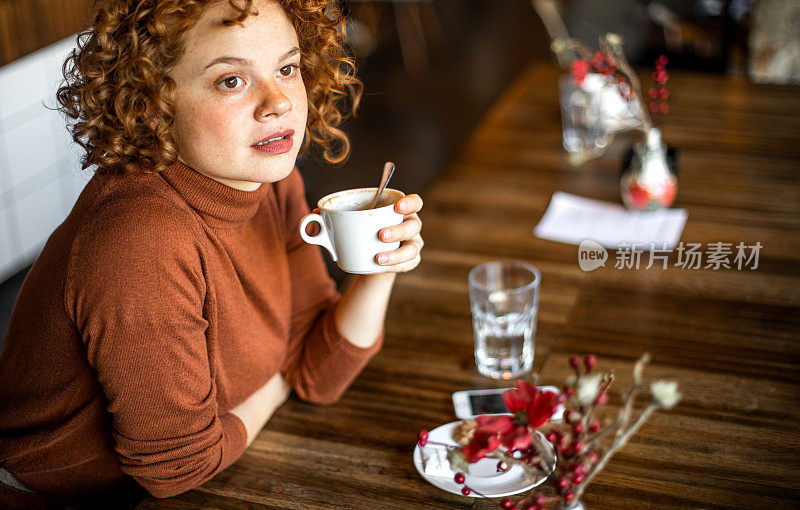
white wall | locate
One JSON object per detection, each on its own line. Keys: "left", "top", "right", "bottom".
{"left": 0, "top": 35, "right": 91, "bottom": 283}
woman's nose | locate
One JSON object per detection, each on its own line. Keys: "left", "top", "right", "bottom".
{"left": 256, "top": 85, "right": 291, "bottom": 121}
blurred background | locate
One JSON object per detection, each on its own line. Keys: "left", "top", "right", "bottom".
{"left": 1, "top": 0, "right": 798, "bottom": 342}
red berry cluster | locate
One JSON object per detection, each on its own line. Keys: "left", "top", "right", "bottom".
{"left": 546, "top": 424, "right": 600, "bottom": 504}
{"left": 594, "top": 52, "right": 637, "bottom": 101}
{"left": 591, "top": 51, "right": 617, "bottom": 77}
{"left": 648, "top": 55, "right": 670, "bottom": 115}
{"left": 542, "top": 355, "right": 607, "bottom": 503}
{"left": 570, "top": 52, "right": 635, "bottom": 101}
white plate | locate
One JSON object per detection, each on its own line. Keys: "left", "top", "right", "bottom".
{"left": 412, "top": 419, "right": 556, "bottom": 498}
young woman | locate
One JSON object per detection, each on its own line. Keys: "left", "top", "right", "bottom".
{"left": 0, "top": 0, "right": 423, "bottom": 507}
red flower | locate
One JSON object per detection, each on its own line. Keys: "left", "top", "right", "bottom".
{"left": 501, "top": 381, "right": 558, "bottom": 428}
{"left": 475, "top": 414, "right": 514, "bottom": 435}
{"left": 527, "top": 390, "right": 559, "bottom": 428}
{"left": 501, "top": 425, "right": 532, "bottom": 450}
{"left": 461, "top": 384, "right": 558, "bottom": 463}
{"left": 475, "top": 413, "right": 533, "bottom": 451}
{"left": 462, "top": 429, "right": 502, "bottom": 463}
{"left": 570, "top": 59, "right": 589, "bottom": 85}
{"left": 503, "top": 380, "right": 538, "bottom": 412}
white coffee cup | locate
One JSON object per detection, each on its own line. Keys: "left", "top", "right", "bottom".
{"left": 299, "top": 188, "right": 405, "bottom": 274}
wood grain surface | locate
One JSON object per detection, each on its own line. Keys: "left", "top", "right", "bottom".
{"left": 0, "top": 0, "right": 92, "bottom": 66}
{"left": 136, "top": 64, "right": 800, "bottom": 509}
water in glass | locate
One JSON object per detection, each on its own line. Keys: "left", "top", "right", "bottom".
{"left": 472, "top": 303, "right": 536, "bottom": 380}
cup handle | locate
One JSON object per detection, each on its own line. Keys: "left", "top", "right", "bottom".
{"left": 299, "top": 213, "right": 337, "bottom": 262}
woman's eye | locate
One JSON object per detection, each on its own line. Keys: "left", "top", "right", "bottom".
{"left": 278, "top": 65, "right": 298, "bottom": 77}
{"left": 219, "top": 76, "right": 244, "bottom": 90}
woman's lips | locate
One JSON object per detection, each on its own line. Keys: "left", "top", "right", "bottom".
{"left": 251, "top": 129, "right": 294, "bottom": 155}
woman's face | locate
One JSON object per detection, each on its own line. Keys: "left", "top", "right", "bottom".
{"left": 169, "top": 0, "right": 307, "bottom": 191}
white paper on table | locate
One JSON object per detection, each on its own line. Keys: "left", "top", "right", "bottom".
{"left": 533, "top": 192, "right": 688, "bottom": 249}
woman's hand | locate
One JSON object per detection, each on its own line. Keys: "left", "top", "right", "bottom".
{"left": 376, "top": 194, "right": 424, "bottom": 272}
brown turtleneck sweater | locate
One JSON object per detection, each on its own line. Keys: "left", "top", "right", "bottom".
{"left": 0, "top": 163, "right": 381, "bottom": 504}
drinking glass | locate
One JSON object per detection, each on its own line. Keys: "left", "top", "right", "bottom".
{"left": 469, "top": 260, "right": 541, "bottom": 380}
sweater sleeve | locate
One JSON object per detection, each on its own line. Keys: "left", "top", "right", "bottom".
{"left": 278, "top": 169, "right": 382, "bottom": 404}
{"left": 65, "top": 197, "right": 247, "bottom": 498}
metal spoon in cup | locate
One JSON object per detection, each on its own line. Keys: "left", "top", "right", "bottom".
{"left": 368, "top": 162, "right": 396, "bottom": 210}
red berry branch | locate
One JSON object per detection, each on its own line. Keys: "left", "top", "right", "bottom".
{"left": 649, "top": 55, "right": 670, "bottom": 115}
{"left": 556, "top": 34, "right": 671, "bottom": 136}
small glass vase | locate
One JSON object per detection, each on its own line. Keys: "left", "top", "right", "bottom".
{"left": 559, "top": 73, "right": 607, "bottom": 158}
{"left": 559, "top": 73, "right": 643, "bottom": 161}
{"left": 620, "top": 127, "right": 678, "bottom": 211}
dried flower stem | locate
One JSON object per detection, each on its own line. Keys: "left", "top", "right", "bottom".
{"left": 576, "top": 404, "right": 657, "bottom": 500}
{"left": 601, "top": 40, "right": 653, "bottom": 133}
{"left": 532, "top": 0, "right": 574, "bottom": 67}
{"left": 582, "top": 374, "right": 613, "bottom": 430}
{"left": 575, "top": 354, "right": 654, "bottom": 501}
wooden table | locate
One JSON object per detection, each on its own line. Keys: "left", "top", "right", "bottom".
{"left": 137, "top": 64, "right": 800, "bottom": 509}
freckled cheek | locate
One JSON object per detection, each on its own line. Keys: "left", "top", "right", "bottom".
{"left": 173, "top": 103, "right": 241, "bottom": 163}
{"left": 185, "top": 108, "right": 240, "bottom": 151}
{"left": 197, "top": 110, "right": 229, "bottom": 139}
{"left": 207, "top": 116, "right": 231, "bottom": 142}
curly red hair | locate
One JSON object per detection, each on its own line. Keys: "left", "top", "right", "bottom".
{"left": 57, "top": 0, "right": 362, "bottom": 175}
